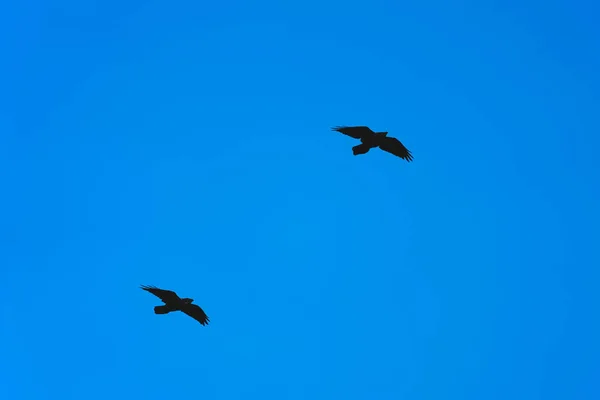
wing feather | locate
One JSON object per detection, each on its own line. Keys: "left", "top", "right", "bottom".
{"left": 379, "top": 137, "right": 414, "bottom": 162}
{"left": 331, "top": 126, "right": 375, "bottom": 139}
{"left": 182, "top": 304, "right": 210, "bottom": 326}
{"left": 140, "top": 285, "right": 181, "bottom": 304}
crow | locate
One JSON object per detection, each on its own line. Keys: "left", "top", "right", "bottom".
{"left": 140, "top": 285, "right": 210, "bottom": 326}
{"left": 332, "top": 125, "right": 414, "bottom": 162}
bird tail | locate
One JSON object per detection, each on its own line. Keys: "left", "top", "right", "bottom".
{"left": 352, "top": 144, "right": 371, "bottom": 155}
{"left": 154, "top": 305, "right": 171, "bottom": 314}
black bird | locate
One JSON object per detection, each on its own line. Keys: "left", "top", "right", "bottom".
{"left": 332, "top": 125, "right": 414, "bottom": 162}
{"left": 140, "top": 285, "right": 210, "bottom": 326}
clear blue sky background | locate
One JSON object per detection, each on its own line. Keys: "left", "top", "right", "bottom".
{"left": 1, "top": 1, "right": 599, "bottom": 399}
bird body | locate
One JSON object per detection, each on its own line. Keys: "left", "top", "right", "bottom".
{"left": 332, "top": 125, "right": 413, "bottom": 162}
{"left": 140, "top": 285, "right": 210, "bottom": 326}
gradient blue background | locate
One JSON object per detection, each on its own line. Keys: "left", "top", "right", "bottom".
{"left": 1, "top": 1, "right": 599, "bottom": 399}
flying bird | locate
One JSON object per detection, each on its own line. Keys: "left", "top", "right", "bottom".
{"left": 332, "top": 125, "right": 414, "bottom": 162}
{"left": 140, "top": 285, "right": 210, "bottom": 326}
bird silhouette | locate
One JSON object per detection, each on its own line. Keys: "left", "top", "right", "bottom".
{"left": 140, "top": 285, "right": 210, "bottom": 326}
{"left": 332, "top": 125, "right": 413, "bottom": 162}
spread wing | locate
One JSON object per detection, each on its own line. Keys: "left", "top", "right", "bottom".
{"left": 182, "top": 304, "right": 210, "bottom": 326}
{"left": 140, "top": 285, "right": 181, "bottom": 304}
{"left": 379, "top": 137, "right": 414, "bottom": 162}
{"left": 331, "top": 126, "right": 375, "bottom": 139}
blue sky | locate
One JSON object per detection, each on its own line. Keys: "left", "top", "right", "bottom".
{"left": 1, "top": 0, "right": 599, "bottom": 399}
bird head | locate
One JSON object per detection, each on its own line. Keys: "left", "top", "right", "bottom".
{"left": 182, "top": 298, "right": 194, "bottom": 304}
{"left": 377, "top": 131, "right": 389, "bottom": 136}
